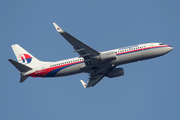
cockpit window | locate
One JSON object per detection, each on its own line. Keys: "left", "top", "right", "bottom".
{"left": 159, "top": 43, "right": 164, "bottom": 45}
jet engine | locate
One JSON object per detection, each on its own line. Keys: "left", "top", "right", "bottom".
{"left": 106, "top": 68, "right": 124, "bottom": 78}
{"left": 98, "top": 51, "right": 117, "bottom": 61}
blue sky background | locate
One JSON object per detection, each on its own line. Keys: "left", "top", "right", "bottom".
{"left": 1, "top": 0, "right": 180, "bottom": 120}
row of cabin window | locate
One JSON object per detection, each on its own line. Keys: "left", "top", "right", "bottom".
{"left": 50, "top": 59, "right": 84, "bottom": 67}
{"left": 116, "top": 46, "right": 146, "bottom": 53}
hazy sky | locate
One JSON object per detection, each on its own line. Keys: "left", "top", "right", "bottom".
{"left": 1, "top": 0, "right": 180, "bottom": 120}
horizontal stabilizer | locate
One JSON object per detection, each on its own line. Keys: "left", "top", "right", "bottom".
{"left": 20, "top": 74, "right": 29, "bottom": 83}
{"left": 8, "top": 59, "right": 32, "bottom": 72}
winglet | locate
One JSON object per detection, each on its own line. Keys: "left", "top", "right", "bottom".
{"left": 53, "top": 22, "right": 64, "bottom": 33}
{"left": 80, "top": 80, "right": 87, "bottom": 88}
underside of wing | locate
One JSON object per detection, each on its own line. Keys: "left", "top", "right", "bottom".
{"left": 80, "top": 68, "right": 114, "bottom": 88}
{"left": 53, "top": 23, "right": 100, "bottom": 66}
{"left": 80, "top": 74, "right": 105, "bottom": 88}
{"left": 86, "top": 74, "right": 105, "bottom": 88}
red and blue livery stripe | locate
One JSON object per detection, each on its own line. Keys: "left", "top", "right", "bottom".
{"left": 28, "top": 61, "right": 83, "bottom": 77}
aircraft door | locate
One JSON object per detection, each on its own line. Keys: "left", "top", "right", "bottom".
{"left": 150, "top": 44, "right": 155, "bottom": 49}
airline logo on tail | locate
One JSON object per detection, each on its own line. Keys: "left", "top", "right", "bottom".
{"left": 18, "top": 54, "right": 32, "bottom": 64}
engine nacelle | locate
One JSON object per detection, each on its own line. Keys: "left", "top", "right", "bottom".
{"left": 99, "top": 52, "right": 117, "bottom": 61}
{"left": 107, "top": 68, "right": 124, "bottom": 78}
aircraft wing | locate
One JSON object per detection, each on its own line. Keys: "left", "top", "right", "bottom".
{"left": 80, "top": 68, "right": 113, "bottom": 88}
{"left": 53, "top": 23, "right": 114, "bottom": 88}
{"left": 80, "top": 74, "right": 105, "bottom": 88}
{"left": 53, "top": 23, "right": 100, "bottom": 65}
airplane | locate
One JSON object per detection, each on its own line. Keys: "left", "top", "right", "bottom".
{"left": 8, "top": 22, "right": 173, "bottom": 88}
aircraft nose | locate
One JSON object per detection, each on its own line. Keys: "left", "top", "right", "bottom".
{"left": 169, "top": 46, "right": 173, "bottom": 50}
{"left": 167, "top": 46, "right": 173, "bottom": 52}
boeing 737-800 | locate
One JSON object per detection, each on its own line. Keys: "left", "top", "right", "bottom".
{"left": 8, "top": 23, "right": 173, "bottom": 88}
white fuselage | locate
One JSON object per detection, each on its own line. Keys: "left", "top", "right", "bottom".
{"left": 25, "top": 42, "right": 173, "bottom": 78}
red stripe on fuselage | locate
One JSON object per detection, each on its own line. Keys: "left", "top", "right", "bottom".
{"left": 116, "top": 45, "right": 170, "bottom": 56}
